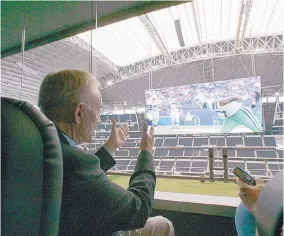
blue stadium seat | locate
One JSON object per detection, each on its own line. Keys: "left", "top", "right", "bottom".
{"left": 129, "top": 160, "right": 137, "bottom": 166}
{"left": 244, "top": 136, "right": 263, "bottom": 146}
{"left": 191, "top": 160, "right": 207, "bottom": 168}
{"left": 122, "top": 142, "right": 137, "bottom": 147}
{"left": 114, "top": 150, "right": 129, "bottom": 156}
{"left": 256, "top": 150, "right": 276, "bottom": 158}
{"left": 127, "top": 166, "right": 135, "bottom": 171}
{"left": 116, "top": 159, "right": 130, "bottom": 166}
{"left": 228, "top": 161, "right": 245, "bottom": 171}
{"left": 130, "top": 114, "right": 137, "bottom": 122}
{"left": 199, "top": 149, "right": 208, "bottom": 157}
{"left": 168, "top": 149, "right": 184, "bottom": 157}
{"left": 97, "top": 124, "right": 106, "bottom": 130}
{"left": 247, "top": 162, "right": 266, "bottom": 170}
{"left": 237, "top": 149, "right": 255, "bottom": 157}
{"left": 129, "top": 148, "right": 139, "bottom": 156}
{"left": 209, "top": 137, "right": 225, "bottom": 146}
{"left": 263, "top": 136, "right": 277, "bottom": 146}
{"left": 155, "top": 139, "right": 164, "bottom": 147}
{"left": 227, "top": 136, "right": 243, "bottom": 146}
{"left": 119, "top": 114, "right": 130, "bottom": 122}
{"left": 268, "top": 163, "right": 280, "bottom": 171}
{"left": 154, "top": 160, "right": 160, "bottom": 167}
{"left": 193, "top": 137, "right": 208, "bottom": 146}
{"left": 164, "top": 138, "right": 178, "bottom": 146}
{"left": 178, "top": 137, "right": 193, "bottom": 146}
{"left": 160, "top": 160, "right": 175, "bottom": 168}
{"left": 175, "top": 160, "right": 191, "bottom": 169}
{"left": 100, "top": 115, "right": 108, "bottom": 122}
{"left": 277, "top": 150, "right": 283, "bottom": 158}
{"left": 249, "top": 170, "right": 267, "bottom": 176}
{"left": 154, "top": 149, "right": 169, "bottom": 156}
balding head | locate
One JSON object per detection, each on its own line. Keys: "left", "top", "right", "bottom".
{"left": 38, "top": 69, "right": 102, "bottom": 143}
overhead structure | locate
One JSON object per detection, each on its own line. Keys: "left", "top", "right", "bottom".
{"left": 1, "top": 0, "right": 283, "bottom": 106}
{"left": 235, "top": 0, "right": 253, "bottom": 50}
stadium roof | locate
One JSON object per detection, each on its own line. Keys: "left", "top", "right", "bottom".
{"left": 77, "top": 0, "right": 283, "bottom": 66}
{"left": 1, "top": 0, "right": 283, "bottom": 107}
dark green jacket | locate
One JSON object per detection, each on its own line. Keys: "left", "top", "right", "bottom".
{"left": 58, "top": 132, "right": 156, "bottom": 236}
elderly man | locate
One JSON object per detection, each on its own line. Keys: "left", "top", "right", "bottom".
{"left": 38, "top": 69, "right": 174, "bottom": 236}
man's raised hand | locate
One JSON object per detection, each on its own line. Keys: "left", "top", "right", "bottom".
{"left": 140, "top": 123, "right": 154, "bottom": 152}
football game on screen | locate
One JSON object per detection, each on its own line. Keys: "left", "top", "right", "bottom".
{"left": 145, "top": 76, "right": 263, "bottom": 135}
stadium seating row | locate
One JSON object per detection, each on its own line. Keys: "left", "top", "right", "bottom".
{"left": 112, "top": 158, "right": 283, "bottom": 177}
{"left": 90, "top": 135, "right": 277, "bottom": 147}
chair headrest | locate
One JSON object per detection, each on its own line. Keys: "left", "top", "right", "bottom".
{"left": 1, "top": 97, "right": 63, "bottom": 235}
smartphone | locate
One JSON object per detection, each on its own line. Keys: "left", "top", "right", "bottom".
{"left": 233, "top": 166, "right": 256, "bottom": 186}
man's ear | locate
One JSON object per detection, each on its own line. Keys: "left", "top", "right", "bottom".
{"left": 74, "top": 103, "right": 84, "bottom": 124}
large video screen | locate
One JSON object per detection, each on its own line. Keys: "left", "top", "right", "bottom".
{"left": 145, "top": 77, "right": 263, "bottom": 134}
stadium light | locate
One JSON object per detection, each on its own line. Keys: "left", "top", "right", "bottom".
{"left": 107, "top": 80, "right": 113, "bottom": 86}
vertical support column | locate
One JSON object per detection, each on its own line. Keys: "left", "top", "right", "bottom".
{"left": 209, "top": 148, "right": 214, "bottom": 182}
{"left": 222, "top": 148, "right": 229, "bottom": 183}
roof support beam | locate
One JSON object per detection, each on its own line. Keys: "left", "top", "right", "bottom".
{"left": 138, "top": 14, "right": 171, "bottom": 59}
{"left": 191, "top": 1, "right": 202, "bottom": 44}
{"left": 235, "top": 0, "right": 253, "bottom": 50}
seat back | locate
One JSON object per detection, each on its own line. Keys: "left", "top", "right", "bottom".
{"left": 1, "top": 97, "right": 63, "bottom": 235}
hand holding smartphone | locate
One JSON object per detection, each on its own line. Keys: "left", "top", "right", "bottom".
{"left": 233, "top": 166, "right": 256, "bottom": 186}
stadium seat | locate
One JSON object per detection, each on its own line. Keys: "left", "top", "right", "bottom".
{"left": 119, "top": 114, "right": 130, "bottom": 122}
{"left": 130, "top": 114, "right": 138, "bottom": 122}
{"left": 256, "top": 150, "right": 277, "bottom": 158}
{"left": 244, "top": 136, "right": 263, "bottom": 146}
{"left": 193, "top": 137, "right": 208, "bottom": 146}
{"left": 263, "top": 136, "right": 277, "bottom": 146}
{"left": 155, "top": 138, "right": 164, "bottom": 147}
{"left": 237, "top": 149, "right": 255, "bottom": 157}
{"left": 191, "top": 160, "right": 207, "bottom": 172}
{"left": 1, "top": 97, "right": 63, "bottom": 236}
{"left": 247, "top": 162, "right": 267, "bottom": 176}
{"left": 100, "top": 115, "right": 108, "bottom": 122}
{"left": 164, "top": 138, "right": 178, "bottom": 146}
{"left": 178, "top": 137, "right": 193, "bottom": 146}
{"left": 154, "top": 160, "right": 161, "bottom": 167}
{"left": 154, "top": 149, "right": 169, "bottom": 156}
{"left": 122, "top": 142, "right": 137, "bottom": 147}
{"left": 160, "top": 160, "right": 175, "bottom": 169}
{"left": 209, "top": 137, "right": 225, "bottom": 146}
{"left": 129, "top": 148, "right": 140, "bottom": 156}
{"left": 226, "top": 136, "right": 243, "bottom": 146}
{"left": 169, "top": 149, "right": 184, "bottom": 157}
{"left": 114, "top": 150, "right": 129, "bottom": 156}
{"left": 228, "top": 161, "right": 245, "bottom": 172}
{"left": 277, "top": 150, "right": 283, "bottom": 158}
{"left": 175, "top": 160, "right": 191, "bottom": 172}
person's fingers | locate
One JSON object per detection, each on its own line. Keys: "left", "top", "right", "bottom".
{"left": 111, "top": 119, "right": 116, "bottom": 132}
{"left": 142, "top": 122, "right": 148, "bottom": 136}
{"left": 255, "top": 177, "right": 264, "bottom": 186}
{"left": 150, "top": 125, "right": 154, "bottom": 137}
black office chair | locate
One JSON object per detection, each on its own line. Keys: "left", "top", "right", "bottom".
{"left": 1, "top": 97, "right": 63, "bottom": 235}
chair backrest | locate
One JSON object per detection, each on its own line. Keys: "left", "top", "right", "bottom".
{"left": 1, "top": 97, "right": 63, "bottom": 235}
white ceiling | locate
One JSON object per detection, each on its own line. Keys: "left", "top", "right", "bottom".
{"left": 77, "top": 0, "right": 284, "bottom": 66}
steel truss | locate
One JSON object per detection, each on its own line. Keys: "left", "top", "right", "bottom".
{"left": 64, "top": 36, "right": 120, "bottom": 76}
{"left": 119, "top": 35, "right": 283, "bottom": 80}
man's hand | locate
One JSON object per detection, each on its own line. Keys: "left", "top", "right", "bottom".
{"left": 104, "top": 119, "right": 129, "bottom": 153}
{"left": 140, "top": 123, "right": 154, "bottom": 152}
{"left": 237, "top": 177, "right": 264, "bottom": 214}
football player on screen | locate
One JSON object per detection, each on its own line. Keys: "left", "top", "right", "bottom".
{"left": 169, "top": 101, "right": 182, "bottom": 129}
{"left": 194, "top": 93, "right": 263, "bottom": 133}
{"left": 147, "top": 95, "right": 161, "bottom": 126}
